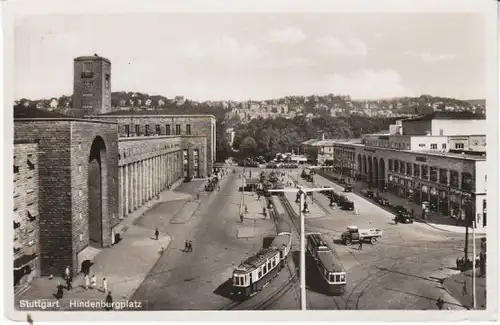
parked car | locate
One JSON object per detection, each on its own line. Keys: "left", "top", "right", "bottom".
{"left": 394, "top": 212, "right": 413, "bottom": 224}
{"left": 361, "top": 189, "right": 374, "bottom": 198}
{"left": 344, "top": 184, "right": 353, "bottom": 192}
{"left": 205, "top": 184, "right": 214, "bottom": 191}
{"left": 377, "top": 197, "right": 391, "bottom": 207}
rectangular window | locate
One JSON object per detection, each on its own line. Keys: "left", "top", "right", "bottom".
{"left": 455, "top": 143, "right": 465, "bottom": 149}
{"left": 461, "top": 172, "right": 474, "bottom": 192}
{"left": 135, "top": 125, "right": 140, "bottom": 136}
{"left": 413, "top": 164, "right": 420, "bottom": 177}
{"left": 83, "top": 62, "right": 93, "bottom": 71}
{"left": 176, "top": 124, "right": 181, "bottom": 135}
{"left": 430, "top": 143, "right": 437, "bottom": 150}
{"left": 394, "top": 160, "right": 399, "bottom": 173}
{"left": 388, "top": 159, "right": 393, "bottom": 171}
{"left": 166, "top": 125, "right": 171, "bottom": 135}
{"left": 406, "top": 163, "right": 412, "bottom": 176}
{"left": 125, "top": 125, "right": 130, "bottom": 137}
{"left": 14, "top": 165, "right": 19, "bottom": 174}
{"left": 418, "top": 144, "right": 425, "bottom": 147}
{"left": 442, "top": 143, "right": 447, "bottom": 150}
{"left": 421, "top": 166, "right": 428, "bottom": 180}
{"left": 430, "top": 167, "right": 438, "bottom": 182}
{"left": 145, "top": 125, "right": 150, "bottom": 136}
{"left": 439, "top": 168, "right": 448, "bottom": 185}
{"left": 400, "top": 161, "right": 405, "bottom": 174}
{"left": 450, "top": 170, "right": 459, "bottom": 188}
{"left": 186, "top": 124, "right": 191, "bottom": 135}
{"left": 155, "top": 124, "right": 161, "bottom": 135}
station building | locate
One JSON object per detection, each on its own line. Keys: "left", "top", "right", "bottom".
{"left": 312, "top": 113, "right": 487, "bottom": 229}
{"left": 13, "top": 55, "right": 216, "bottom": 293}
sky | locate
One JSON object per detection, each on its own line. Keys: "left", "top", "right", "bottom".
{"left": 14, "top": 12, "right": 486, "bottom": 101}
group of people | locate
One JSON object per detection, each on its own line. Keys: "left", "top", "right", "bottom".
{"left": 55, "top": 266, "right": 113, "bottom": 310}
{"left": 184, "top": 240, "right": 194, "bottom": 252}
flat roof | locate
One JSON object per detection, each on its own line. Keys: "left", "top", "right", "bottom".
{"left": 271, "top": 234, "right": 291, "bottom": 248}
{"left": 91, "top": 110, "right": 216, "bottom": 119}
{"left": 237, "top": 247, "right": 277, "bottom": 272}
{"left": 317, "top": 250, "right": 345, "bottom": 273}
{"left": 336, "top": 141, "right": 486, "bottom": 161}
{"left": 74, "top": 55, "right": 111, "bottom": 64}
{"left": 14, "top": 107, "right": 117, "bottom": 124}
{"left": 402, "top": 111, "right": 485, "bottom": 121}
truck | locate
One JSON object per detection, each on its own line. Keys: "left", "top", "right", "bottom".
{"left": 341, "top": 226, "right": 382, "bottom": 245}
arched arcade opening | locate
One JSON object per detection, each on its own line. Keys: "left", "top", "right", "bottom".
{"left": 88, "top": 136, "right": 108, "bottom": 248}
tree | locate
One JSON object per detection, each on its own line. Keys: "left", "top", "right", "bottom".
{"left": 239, "top": 136, "right": 258, "bottom": 157}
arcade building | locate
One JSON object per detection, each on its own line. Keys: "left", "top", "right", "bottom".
{"left": 13, "top": 55, "right": 216, "bottom": 295}
{"left": 314, "top": 113, "right": 487, "bottom": 230}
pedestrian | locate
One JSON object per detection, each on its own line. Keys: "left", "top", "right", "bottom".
{"left": 155, "top": 228, "right": 159, "bottom": 240}
{"left": 358, "top": 240, "right": 363, "bottom": 251}
{"left": 188, "top": 241, "right": 193, "bottom": 252}
{"left": 65, "top": 266, "right": 70, "bottom": 280}
{"left": 217, "top": 185, "right": 220, "bottom": 191}
{"left": 240, "top": 213, "right": 244, "bottom": 223}
{"left": 84, "top": 274, "right": 90, "bottom": 290}
{"left": 102, "top": 277, "right": 108, "bottom": 293}
{"left": 197, "top": 193, "right": 200, "bottom": 200}
{"left": 184, "top": 240, "right": 189, "bottom": 252}
{"left": 105, "top": 292, "right": 113, "bottom": 311}
{"left": 462, "top": 281, "right": 468, "bottom": 296}
{"left": 56, "top": 281, "right": 64, "bottom": 300}
{"left": 436, "top": 297, "right": 444, "bottom": 310}
{"left": 66, "top": 274, "right": 72, "bottom": 290}
{"left": 90, "top": 274, "right": 97, "bottom": 289}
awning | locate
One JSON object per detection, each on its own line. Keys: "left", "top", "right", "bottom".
{"left": 14, "top": 253, "right": 37, "bottom": 269}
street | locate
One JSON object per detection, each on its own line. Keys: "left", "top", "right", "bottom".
{"left": 130, "top": 170, "right": 300, "bottom": 310}
{"left": 287, "top": 170, "right": 482, "bottom": 310}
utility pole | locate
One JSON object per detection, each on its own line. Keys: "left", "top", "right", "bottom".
{"left": 464, "top": 207, "right": 469, "bottom": 260}
{"left": 299, "top": 190, "right": 306, "bottom": 311}
{"left": 472, "top": 214, "right": 477, "bottom": 309}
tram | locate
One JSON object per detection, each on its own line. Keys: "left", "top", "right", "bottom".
{"left": 306, "top": 232, "right": 346, "bottom": 295}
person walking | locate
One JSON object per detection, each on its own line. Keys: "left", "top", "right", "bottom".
{"left": 105, "top": 292, "right": 113, "bottom": 311}
{"left": 102, "top": 277, "right": 108, "bottom": 293}
{"left": 188, "top": 241, "right": 193, "bottom": 252}
{"left": 155, "top": 228, "right": 159, "bottom": 241}
{"left": 64, "top": 266, "right": 71, "bottom": 280}
{"left": 56, "top": 281, "right": 64, "bottom": 300}
{"left": 66, "top": 274, "right": 73, "bottom": 290}
{"left": 462, "top": 280, "right": 468, "bottom": 296}
{"left": 436, "top": 297, "right": 444, "bottom": 310}
{"left": 184, "top": 240, "right": 189, "bottom": 252}
{"left": 90, "top": 274, "right": 97, "bottom": 290}
{"left": 240, "top": 213, "right": 244, "bottom": 223}
{"left": 84, "top": 274, "right": 90, "bottom": 290}
{"left": 358, "top": 240, "right": 363, "bottom": 251}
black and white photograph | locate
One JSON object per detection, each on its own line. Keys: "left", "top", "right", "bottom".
{"left": 4, "top": 0, "right": 498, "bottom": 323}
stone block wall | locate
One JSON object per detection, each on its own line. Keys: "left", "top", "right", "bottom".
{"left": 13, "top": 141, "right": 40, "bottom": 293}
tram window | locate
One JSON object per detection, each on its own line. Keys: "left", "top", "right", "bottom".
{"left": 329, "top": 273, "right": 335, "bottom": 283}
{"left": 268, "top": 261, "right": 271, "bottom": 269}
{"left": 263, "top": 265, "right": 267, "bottom": 274}
{"left": 258, "top": 270, "right": 262, "bottom": 278}
{"left": 235, "top": 277, "right": 239, "bottom": 285}
{"left": 240, "top": 276, "right": 244, "bottom": 286}
{"left": 335, "top": 275, "right": 341, "bottom": 283}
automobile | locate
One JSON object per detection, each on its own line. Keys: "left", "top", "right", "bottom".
{"left": 376, "top": 197, "right": 391, "bottom": 207}
{"left": 344, "top": 184, "right": 353, "bottom": 192}
{"left": 205, "top": 184, "right": 214, "bottom": 191}
{"left": 361, "top": 189, "right": 374, "bottom": 198}
{"left": 184, "top": 177, "right": 192, "bottom": 183}
{"left": 394, "top": 212, "right": 413, "bottom": 224}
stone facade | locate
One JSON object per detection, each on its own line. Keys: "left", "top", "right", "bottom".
{"left": 73, "top": 56, "right": 112, "bottom": 116}
{"left": 13, "top": 140, "right": 40, "bottom": 296}
{"left": 86, "top": 114, "right": 216, "bottom": 175}
{"left": 14, "top": 118, "right": 119, "bottom": 275}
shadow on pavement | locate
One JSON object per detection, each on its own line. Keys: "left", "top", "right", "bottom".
{"left": 213, "top": 278, "right": 242, "bottom": 301}
{"left": 305, "top": 253, "right": 339, "bottom": 296}
{"left": 291, "top": 250, "right": 300, "bottom": 271}
{"left": 263, "top": 236, "right": 275, "bottom": 249}
{"left": 384, "top": 287, "right": 465, "bottom": 309}
{"left": 376, "top": 266, "right": 441, "bottom": 284}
